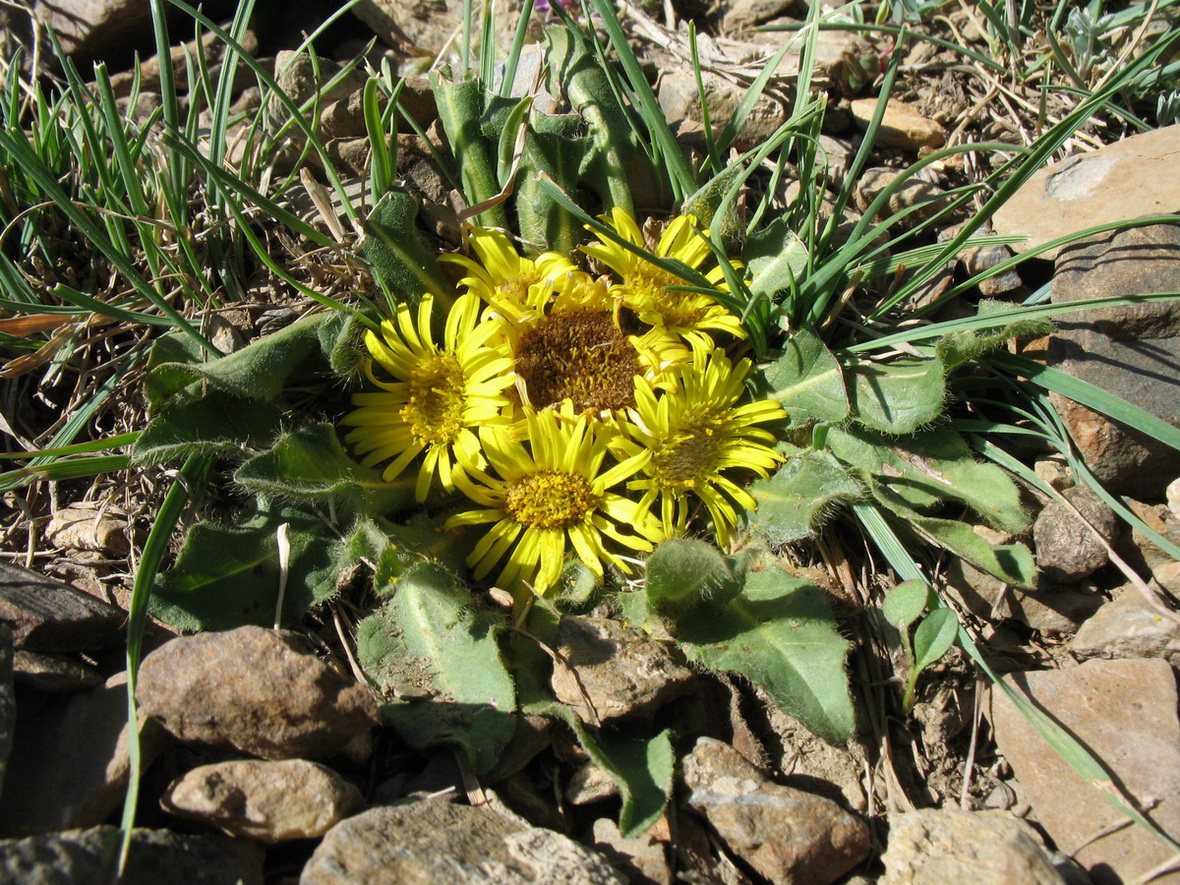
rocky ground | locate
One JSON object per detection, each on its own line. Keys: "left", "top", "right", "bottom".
{"left": 1, "top": 1, "right": 1179, "bottom": 883}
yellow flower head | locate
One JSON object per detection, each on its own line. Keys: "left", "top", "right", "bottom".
{"left": 489, "top": 271, "right": 682, "bottom": 417}
{"left": 444, "top": 406, "right": 666, "bottom": 598}
{"left": 442, "top": 226, "right": 578, "bottom": 317}
{"left": 626, "top": 347, "right": 786, "bottom": 548}
{"left": 581, "top": 208, "right": 745, "bottom": 354}
{"left": 343, "top": 292, "right": 515, "bottom": 501}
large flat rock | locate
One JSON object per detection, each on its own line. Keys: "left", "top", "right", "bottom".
{"left": 990, "top": 659, "right": 1180, "bottom": 884}
{"left": 993, "top": 124, "right": 1180, "bottom": 260}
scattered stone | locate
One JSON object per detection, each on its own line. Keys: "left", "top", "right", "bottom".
{"left": 162, "top": 759, "right": 364, "bottom": 843}
{"left": 0, "top": 672, "right": 166, "bottom": 837}
{"left": 680, "top": 737, "right": 870, "bottom": 885}
{"left": 1045, "top": 224, "right": 1180, "bottom": 497}
{"left": 658, "top": 70, "right": 791, "bottom": 152}
{"left": 855, "top": 166, "right": 948, "bottom": 223}
{"left": 961, "top": 242, "right": 1023, "bottom": 297}
{"left": 566, "top": 763, "right": 618, "bottom": 806}
{"left": 880, "top": 808, "right": 1065, "bottom": 885}
{"left": 45, "top": 504, "right": 129, "bottom": 555}
{"left": 990, "top": 659, "right": 1180, "bottom": 884}
{"left": 1168, "top": 477, "right": 1180, "bottom": 518}
{"left": 549, "top": 615, "right": 697, "bottom": 725}
{"left": 1033, "top": 455, "right": 1072, "bottom": 492}
{"left": 107, "top": 27, "right": 258, "bottom": 99}
{"left": 764, "top": 702, "right": 868, "bottom": 812}
{"left": 1126, "top": 498, "right": 1180, "bottom": 571}
{"left": 1070, "top": 586, "right": 1180, "bottom": 666}
{"left": 1033, "top": 485, "right": 1118, "bottom": 583}
{"left": 12, "top": 649, "right": 103, "bottom": 692}
{"left": 590, "top": 817, "right": 672, "bottom": 885}
{"left": 720, "top": 0, "right": 798, "bottom": 32}
{"left": 849, "top": 98, "right": 947, "bottom": 151}
{"left": 0, "top": 626, "right": 12, "bottom": 797}
{"left": 944, "top": 558, "right": 1103, "bottom": 634}
{"left": 0, "top": 825, "right": 264, "bottom": 885}
{"left": 137, "top": 626, "right": 381, "bottom": 761}
{"left": 300, "top": 798, "right": 627, "bottom": 884}
{"left": 30, "top": 0, "right": 156, "bottom": 66}
{"left": 993, "top": 123, "right": 1180, "bottom": 260}
{"left": 0, "top": 562, "right": 126, "bottom": 652}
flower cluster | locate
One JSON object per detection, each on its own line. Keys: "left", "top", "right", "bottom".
{"left": 343, "top": 210, "right": 785, "bottom": 599}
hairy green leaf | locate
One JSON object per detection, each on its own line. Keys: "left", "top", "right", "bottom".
{"left": 235, "top": 423, "right": 415, "bottom": 519}
{"left": 937, "top": 299, "right": 1054, "bottom": 370}
{"left": 881, "top": 580, "right": 932, "bottom": 631}
{"left": 132, "top": 391, "right": 282, "bottom": 466}
{"left": 764, "top": 328, "right": 849, "bottom": 426}
{"left": 845, "top": 356, "right": 946, "bottom": 434}
{"left": 748, "top": 449, "right": 864, "bottom": 543}
{"left": 362, "top": 189, "right": 456, "bottom": 306}
{"left": 644, "top": 538, "right": 742, "bottom": 614}
{"left": 150, "top": 503, "right": 340, "bottom": 631}
{"left": 145, "top": 311, "right": 330, "bottom": 410}
{"left": 356, "top": 562, "right": 516, "bottom": 775}
{"left": 912, "top": 608, "right": 958, "bottom": 672}
{"left": 676, "top": 564, "right": 855, "bottom": 744}
{"left": 743, "top": 218, "right": 809, "bottom": 304}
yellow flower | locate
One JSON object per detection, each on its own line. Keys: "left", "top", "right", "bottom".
{"left": 442, "top": 226, "right": 579, "bottom": 319}
{"left": 581, "top": 208, "right": 745, "bottom": 353}
{"left": 444, "top": 406, "right": 665, "bottom": 598}
{"left": 343, "top": 292, "right": 515, "bottom": 501}
{"left": 626, "top": 347, "right": 785, "bottom": 548}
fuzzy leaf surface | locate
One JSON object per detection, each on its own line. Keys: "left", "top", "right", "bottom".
{"left": 845, "top": 356, "right": 946, "bottom": 434}
{"left": 145, "top": 312, "right": 330, "bottom": 410}
{"left": 644, "top": 538, "right": 741, "bottom": 613}
{"left": 764, "top": 327, "right": 849, "bottom": 426}
{"left": 355, "top": 562, "right": 515, "bottom": 775}
{"left": 362, "top": 189, "right": 456, "bottom": 305}
{"left": 748, "top": 449, "right": 864, "bottom": 543}
{"left": 743, "top": 218, "right": 810, "bottom": 304}
{"left": 150, "top": 503, "right": 340, "bottom": 632}
{"left": 676, "top": 565, "right": 854, "bottom": 744}
{"left": 132, "top": 392, "right": 282, "bottom": 466}
{"left": 235, "top": 423, "right": 415, "bottom": 519}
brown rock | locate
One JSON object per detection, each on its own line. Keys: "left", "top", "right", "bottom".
{"left": 1044, "top": 224, "right": 1180, "bottom": 496}
{"left": 0, "top": 826, "right": 264, "bottom": 885}
{"left": 1033, "top": 485, "right": 1118, "bottom": 582}
{"left": 993, "top": 124, "right": 1180, "bottom": 260}
{"left": 0, "top": 626, "right": 11, "bottom": 798}
{"left": 990, "top": 659, "right": 1180, "bottom": 884}
{"left": 137, "top": 626, "right": 380, "bottom": 760}
{"left": 0, "top": 673, "right": 166, "bottom": 837}
{"left": 162, "top": 759, "right": 364, "bottom": 843}
{"left": 31, "top": 0, "right": 154, "bottom": 65}
{"left": 45, "top": 504, "right": 129, "bottom": 554}
{"left": 1070, "top": 586, "right": 1180, "bottom": 666}
{"left": 0, "top": 562, "right": 125, "bottom": 652}
{"left": 549, "top": 615, "right": 697, "bottom": 725}
{"left": 300, "top": 798, "right": 626, "bottom": 884}
{"left": 12, "top": 649, "right": 103, "bottom": 692}
{"left": 680, "top": 737, "right": 870, "bottom": 885}
{"left": 880, "top": 808, "right": 1065, "bottom": 885}
{"left": 850, "top": 98, "right": 946, "bottom": 151}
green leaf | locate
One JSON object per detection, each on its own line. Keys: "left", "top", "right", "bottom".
{"left": 748, "top": 449, "right": 864, "bottom": 543}
{"left": 881, "top": 580, "right": 932, "bottom": 631}
{"left": 362, "top": 189, "right": 456, "bottom": 307}
{"left": 826, "top": 425, "right": 1031, "bottom": 535}
{"left": 132, "top": 391, "right": 282, "bottom": 466}
{"left": 235, "top": 423, "right": 415, "bottom": 520}
{"left": 550, "top": 704, "right": 674, "bottom": 838}
{"left": 912, "top": 608, "right": 958, "bottom": 672}
{"left": 936, "top": 299, "right": 1054, "bottom": 371}
{"left": 906, "top": 513, "right": 1037, "bottom": 589}
{"left": 676, "top": 565, "right": 855, "bottom": 744}
{"left": 845, "top": 356, "right": 946, "bottom": 434}
{"left": 516, "top": 114, "right": 587, "bottom": 254}
{"left": 644, "top": 538, "right": 742, "bottom": 614}
{"left": 145, "top": 311, "right": 330, "bottom": 410}
{"left": 743, "top": 217, "right": 810, "bottom": 304}
{"left": 763, "top": 328, "right": 849, "bottom": 426}
{"left": 150, "top": 503, "right": 342, "bottom": 631}
{"left": 433, "top": 76, "right": 508, "bottom": 230}
{"left": 355, "top": 562, "right": 516, "bottom": 775}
